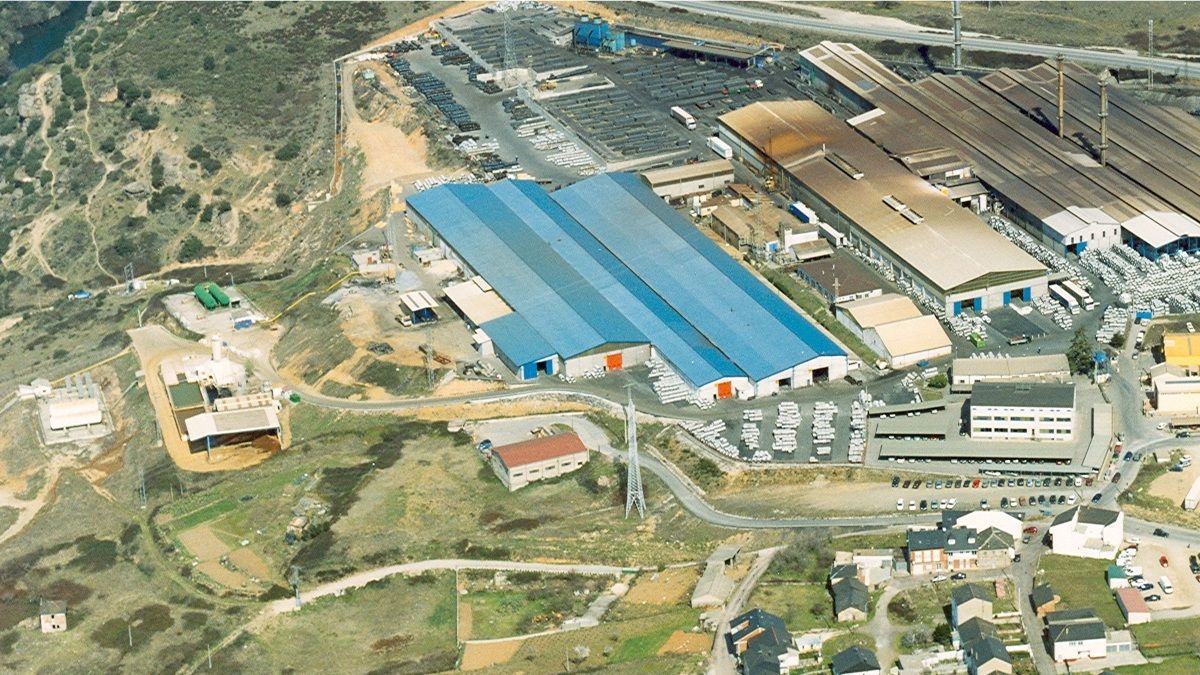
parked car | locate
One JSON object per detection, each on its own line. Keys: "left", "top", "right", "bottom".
{"left": 1123, "top": 451, "right": 1133, "bottom": 461}
{"left": 1023, "top": 526, "right": 1039, "bottom": 535}
{"left": 1146, "top": 594, "right": 1162, "bottom": 602}
{"left": 1054, "top": 477, "right": 1063, "bottom": 486}
{"left": 1092, "top": 493, "right": 1103, "bottom": 503}
{"left": 897, "top": 498, "right": 905, "bottom": 511}
{"left": 892, "top": 476, "right": 901, "bottom": 487}
{"left": 950, "top": 572, "right": 967, "bottom": 580}
{"left": 980, "top": 499, "right": 990, "bottom": 509}
{"left": 972, "top": 479, "right": 981, "bottom": 488}
{"left": 1013, "top": 554, "right": 1021, "bottom": 562}
{"left": 1136, "top": 582, "right": 1154, "bottom": 591}
{"left": 1067, "top": 494, "right": 1077, "bottom": 505}
{"left": 909, "top": 500, "right": 917, "bottom": 511}
{"left": 1017, "top": 478, "right": 1027, "bottom": 487}
{"left": 1021, "top": 536, "right": 1030, "bottom": 544}
{"left": 1160, "top": 556, "right": 1170, "bottom": 567}
{"left": 1189, "top": 555, "right": 1199, "bottom": 574}
{"left": 1000, "top": 497, "right": 1009, "bottom": 508}
{"left": 902, "top": 480, "right": 912, "bottom": 488}
{"left": 1112, "top": 472, "right": 1122, "bottom": 483}
{"left": 920, "top": 500, "right": 928, "bottom": 510}
{"left": 931, "top": 575, "right": 948, "bottom": 583}
{"left": 476, "top": 439, "right": 493, "bottom": 451}
{"left": 1154, "top": 528, "right": 1170, "bottom": 537}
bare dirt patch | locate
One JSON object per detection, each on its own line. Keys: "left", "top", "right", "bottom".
{"left": 433, "top": 378, "right": 504, "bottom": 397}
{"left": 1149, "top": 458, "right": 1200, "bottom": 507}
{"left": 178, "top": 524, "right": 230, "bottom": 560}
{"left": 658, "top": 630, "right": 710, "bottom": 655}
{"left": 347, "top": 117, "right": 433, "bottom": 193}
{"left": 360, "top": 1, "right": 491, "bottom": 49}
{"left": 623, "top": 567, "right": 700, "bottom": 605}
{"left": 197, "top": 560, "right": 247, "bottom": 588}
{"left": 228, "top": 548, "right": 272, "bottom": 581}
{"left": 460, "top": 638, "right": 525, "bottom": 671}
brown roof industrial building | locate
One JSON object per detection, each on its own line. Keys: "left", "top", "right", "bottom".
{"left": 488, "top": 433, "right": 591, "bottom": 491}
{"left": 799, "top": 41, "right": 1200, "bottom": 260}
{"left": 836, "top": 294, "right": 952, "bottom": 369}
{"left": 717, "top": 100, "right": 1047, "bottom": 316}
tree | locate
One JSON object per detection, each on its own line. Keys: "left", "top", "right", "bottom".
{"left": 149, "top": 154, "right": 165, "bottom": 189}
{"left": 927, "top": 373, "right": 948, "bottom": 389}
{"left": 274, "top": 140, "right": 302, "bottom": 161}
{"left": 202, "top": 55, "right": 216, "bottom": 71}
{"left": 1109, "top": 332, "right": 1126, "bottom": 349}
{"left": 932, "top": 622, "right": 953, "bottom": 646}
{"left": 176, "top": 235, "right": 210, "bottom": 263}
{"left": 274, "top": 191, "right": 293, "bottom": 208}
{"left": 1067, "top": 328, "right": 1094, "bottom": 375}
{"left": 129, "top": 105, "right": 159, "bottom": 131}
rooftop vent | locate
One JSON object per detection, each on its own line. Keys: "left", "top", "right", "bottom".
{"left": 882, "top": 195, "right": 906, "bottom": 211}
{"left": 900, "top": 208, "right": 924, "bottom": 224}
{"left": 827, "top": 152, "right": 864, "bottom": 180}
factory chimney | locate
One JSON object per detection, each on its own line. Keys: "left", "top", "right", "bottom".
{"left": 1056, "top": 54, "right": 1065, "bottom": 139}
{"left": 211, "top": 335, "right": 223, "bottom": 362}
{"left": 951, "top": 0, "right": 963, "bottom": 73}
{"left": 1098, "top": 69, "right": 1110, "bottom": 167}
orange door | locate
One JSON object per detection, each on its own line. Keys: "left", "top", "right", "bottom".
{"left": 606, "top": 353, "right": 623, "bottom": 370}
{"left": 716, "top": 381, "right": 733, "bottom": 399}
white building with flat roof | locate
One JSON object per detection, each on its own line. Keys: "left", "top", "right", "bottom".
{"left": 969, "top": 382, "right": 1075, "bottom": 442}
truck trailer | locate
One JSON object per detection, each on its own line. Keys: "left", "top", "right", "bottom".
{"left": 670, "top": 106, "right": 696, "bottom": 130}
{"left": 707, "top": 136, "right": 733, "bottom": 159}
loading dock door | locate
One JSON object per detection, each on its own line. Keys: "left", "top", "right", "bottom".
{"left": 521, "top": 362, "right": 538, "bottom": 380}
{"left": 1021, "top": 287, "right": 1032, "bottom": 302}
{"left": 1002, "top": 291, "right": 1011, "bottom": 305}
{"left": 606, "top": 353, "right": 623, "bottom": 370}
{"left": 716, "top": 381, "right": 733, "bottom": 399}
{"left": 953, "top": 301, "right": 963, "bottom": 316}
{"left": 973, "top": 297, "right": 983, "bottom": 312}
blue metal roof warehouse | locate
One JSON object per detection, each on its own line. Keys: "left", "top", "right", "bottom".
{"left": 407, "top": 173, "right": 846, "bottom": 398}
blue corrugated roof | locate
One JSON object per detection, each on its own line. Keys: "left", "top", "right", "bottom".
{"left": 552, "top": 173, "right": 843, "bottom": 381}
{"left": 498, "top": 181, "right": 741, "bottom": 386}
{"left": 408, "top": 183, "right": 645, "bottom": 364}
{"left": 409, "top": 173, "right": 842, "bottom": 386}
{"left": 479, "top": 313, "right": 556, "bottom": 367}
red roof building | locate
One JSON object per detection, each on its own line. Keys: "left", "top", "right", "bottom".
{"left": 489, "top": 433, "right": 590, "bottom": 491}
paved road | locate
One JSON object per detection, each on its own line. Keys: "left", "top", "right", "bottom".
{"left": 653, "top": 0, "right": 1199, "bottom": 76}
{"left": 269, "top": 558, "right": 632, "bottom": 616}
{"left": 478, "top": 414, "right": 942, "bottom": 531}
{"left": 708, "top": 548, "right": 779, "bottom": 675}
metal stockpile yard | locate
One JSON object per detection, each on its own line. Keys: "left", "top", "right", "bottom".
{"left": 505, "top": 98, "right": 599, "bottom": 176}
{"left": 387, "top": 57, "right": 480, "bottom": 131}
{"left": 1081, "top": 245, "right": 1200, "bottom": 315}
{"left": 610, "top": 59, "right": 771, "bottom": 113}
{"left": 442, "top": 9, "right": 585, "bottom": 80}
{"left": 543, "top": 88, "right": 691, "bottom": 163}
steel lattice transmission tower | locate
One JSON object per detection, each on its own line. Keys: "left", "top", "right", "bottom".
{"left": 624, "top": 393, "right": 646, "bottom": 519}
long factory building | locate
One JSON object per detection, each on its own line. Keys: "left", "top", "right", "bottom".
{"left": 407, "top": 172, "right": 847, "bottom": 400}
{"left": 799, "top": 41, "right": 1200, "bottom": 259}
{"left": 718, "top": 100, "right": 1048, "bottom": 316}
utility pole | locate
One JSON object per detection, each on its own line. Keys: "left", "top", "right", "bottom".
{"left": 289, "top": 565, "right": 302, "bottom": 610}
{"left": 624, "top": 390, "right": 646, "bottom": 519}
{"left": 1148, "top": 19, "right": 1155, "bottom": 89}
{"left": 951, "top": 0, "right": 963, "bottom": 73}
{"left": 138, "top": 465, "right": 146, "bottom": 508}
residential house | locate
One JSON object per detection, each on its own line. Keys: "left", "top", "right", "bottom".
{"left": 1031, "top": 584, "right": 1061, "bottom": 617}
{"left": 39, "top": 600, "right": 66, "bottom": 633}
{"left": 964, "top": 634, "right": 1012, "bottom": 675}
{"left": 851, "top": 549, "right": 894, "bottom": 588}
{"left": 830, "top": 645, "right": 881, "bottom": 675}
{"left": 726, "top": 609, "right": 799, "bottom": 675}
{"left": 951, "top": 583, "right": 994, "bottom": 627}
{"left": 955, "top": 616, "right": 999, "bottom": 649}
{"left": 942, "top": 510, "right": 1023, "bottom": 540}
{"left": 906, "top": 529, "right": 949, "bottom": 575}
{"left": 1106, "top": 565, "right": 1129, "bottom": 590}
{"left": 831, "top": 577, "right": 870, "bottom": 623}
{"left": 1114, "top": 587, "right": 1151, "bottom": 625}
{"left": 1046, "top": 609, "right": 1107, "bottom": 661}
{"left": 1049, "top": 506, "right": 1124, "bottom": 559}
{"left": 975, "top": 528, "right": 1016, "bottom": 569}
{"left": 488, "top": 433, "right": 590, "bottom": 491}
{"left": 829, "top": 563, "right": 859, "bottom": 584}
{"left": 944, "top": 528, "right": 982, "bottom": 571}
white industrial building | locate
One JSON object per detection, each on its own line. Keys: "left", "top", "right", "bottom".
{"left": 26, "top": 373, "right": 111, "bottom": 445}
{"left": 836, "top": 294, "right": 952, "bottom": 368}
{"left": 1049, "top": 506, "right": 1123, "bottom": 559}
{"left": 969, "top": 382, "right": 1076, "bottom": 442}
{"left": 640, "top": 159, "right": 735, "bottom": 201}
{"left": 1149, "top": 362, "right": 1200, "bottom": 415}
{"left": 159, "top": 336, "right": 246, "bottom": 390}
{"left": 951, "top": 354, "right": 1070, "bottom": 391}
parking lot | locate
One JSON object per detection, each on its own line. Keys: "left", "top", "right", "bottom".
{"left": 1125, "top": 539, "right": 1200, "bottom": 616}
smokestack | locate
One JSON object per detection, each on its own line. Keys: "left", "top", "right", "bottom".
{"left": 211, "top": 335, "right": 223, "bottom": 362}
{"left": 1056, "top": 54, "right": 1065, "bottom": 139}
{"left": 1098, "top": 69, "right": 1110, "bottom": 167}
{"left": 952, "top": 0, "right": 963, "bottom": 73}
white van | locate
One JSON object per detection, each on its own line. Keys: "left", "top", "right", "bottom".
{"left": 1160, "top": 575, "right": 1175, "bottom": 594}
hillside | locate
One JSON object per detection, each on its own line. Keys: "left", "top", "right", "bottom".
{"left": 0, "top": 1, "right": 446, "bottom": 389}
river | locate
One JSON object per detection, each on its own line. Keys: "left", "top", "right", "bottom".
{"left": 6, "top": 1, "right": 89, "bottom": 74}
